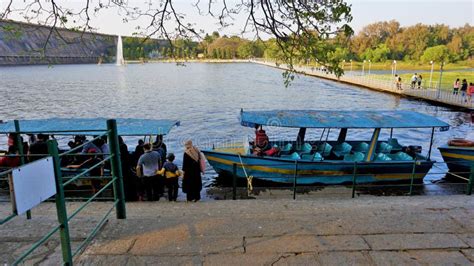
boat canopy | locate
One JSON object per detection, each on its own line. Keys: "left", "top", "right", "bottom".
{"left": 0, "top": 118, "right": 180, "bottom": 136}
{"left": 240, "top": 110, "right": 450, "bottom": 129}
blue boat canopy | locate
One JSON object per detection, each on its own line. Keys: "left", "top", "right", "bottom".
{"left": 0, "top": 118, "right": 180, "bottom": 136}
{"left": 240, "top": 110, "right": 450, "bottom": 129}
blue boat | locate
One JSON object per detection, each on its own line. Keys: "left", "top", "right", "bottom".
{"left": 202, "top": 110, "right": 450, "bottom": 185}
{"left": 438, "top": 141, "right": 474, "bottom": 176}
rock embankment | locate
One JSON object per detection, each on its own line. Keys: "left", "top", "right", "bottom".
{"left": 0, "top": 20, "right": 116, "bottom": 65}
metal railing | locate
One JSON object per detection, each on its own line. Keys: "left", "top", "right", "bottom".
{"left": 228, "top": 160, "right": 474, "bottom": 200}
{"left": 252, "top": 59, "right": 474, "bottom": 109}
{"left": 0, "top": 119, "right": 126, "bottom": 265}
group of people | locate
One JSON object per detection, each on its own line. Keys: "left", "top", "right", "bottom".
{"left": 0, "top": 133, "right": 50, "bottom": 168}
{"left": 453, "top": 78, "right": 474, "bottom": 103}
{"left": 132, "top": 138, "right": 203, "bottom": 202}
{"left": 410, "top": 73, "right": 423, "bottom": 89}
{"left": 1, "top": 133, "right": 204, "bottom": 203}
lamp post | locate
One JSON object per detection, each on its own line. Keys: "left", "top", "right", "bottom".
{"left": 429, "top": 61, "right": 434, "bottom": 89}
{"left": 437, "top": 62, "right": 444, "bottom": 99}
{"left": 350, "top": 59, "right": 353, "bottom": 74}
{"left": 362, "top": 60, "right": 366, "bottom": 75}
{"left": 368, "top": 60, "right": 372, "bottom": 75}
{"left": 393, "top": 60, "right": 397, "bottom": 75}
{"left": 342, "top": 59, "right": 345, "bottom": 72}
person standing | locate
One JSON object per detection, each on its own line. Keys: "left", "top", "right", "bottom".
{"left": 182, "top": 140, "right": 202, "bottom": 202}
{"left": 136, "top": 143, "right": 162, "bottom": 201}
{"left": 467, "top": 82, "right": 474, "bottom": 103}
{"left": 417, "top": 74, "right": 423, "bottom": 89}
{"left": 410, "top": 73, "right": 417, "bottom": 89}
{"left": 157, "top": 153, "right": 181, "bottom": 201}
{"left": 453, "top": 78, "right": 460, "bottom": 95}
{"left": 460, "top": 79, "right": 468, "bottom": 102}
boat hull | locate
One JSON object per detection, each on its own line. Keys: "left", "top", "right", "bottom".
{"left": 203, "top": 150, "right": 434, "bottom": 185}
{"left": 438, "top": 146, "right": 474, "bottom": 175}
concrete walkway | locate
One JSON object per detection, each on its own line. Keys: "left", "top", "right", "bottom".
{"left": 1, "top": 195, "right": 473, "bottom": 265}
{"left": 252, "top": 60, "right": 474, "bottom": 110}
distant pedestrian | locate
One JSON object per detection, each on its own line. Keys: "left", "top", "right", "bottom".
{"left": 182, "top": 140, "right": 203, "bottom": 202}
{"left": 397, "top": 76, "right": 402, "bottom": 90}
{"left": 417, "top": 74, "right": 422, "bottom": 89}
{"left": 410, "top": 73, "right": 417, "bottom": 89}
{"left": 467, "top": 82, "right": 474, "bottom": 103}
{"left": 136, "top": 143, "right": 162, "bottom": 201}
{"left": 157, "top": 153, "right": 181, "bottom": 201}
{"left": 460, "top": 79, "right": 468, "bottom": 102}
{"left": 453, "top": 78, "right": 460, "bottom": 95}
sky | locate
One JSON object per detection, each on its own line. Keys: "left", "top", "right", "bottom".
{"left": 2, "top": 0, "right": 473, "bottom": 38}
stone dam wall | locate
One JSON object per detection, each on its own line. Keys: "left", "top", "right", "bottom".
{"left": 0, "top": 20, "right": 117, "bottom": 65}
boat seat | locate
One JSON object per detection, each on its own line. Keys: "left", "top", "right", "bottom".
{"left": 352, "top": 142, "right": 369, "bottom": 153}
{"left": 301, "top": 152, "right": 323, "bottom": 161}
{"left": 375, "top": 153, "right": 392, "bottom": 161}
{"left": 343, "top": 152, "right": 365, "bottom": 162}
{"left": 376, "top": 142, "right": 393, "bottom": 153}
{"left": 280, "top": 143, "right": 293, "bottom": 155}
{"left": 297, "top": 143, "right": 313, "bottom": 154}
{"left": 333, "top": 142, "right": 352, "bottom": 157}
{"left": 316, "top": 143, "right": 332, "bottom": 157}
{"left": 387, "top": 138, "right": 403, "bottom": 151}
{"left": 388, "top": 152, "right": 413, "bottom": 161}
{"left": 281, "top": 152, "right": 301, "bottom": 160}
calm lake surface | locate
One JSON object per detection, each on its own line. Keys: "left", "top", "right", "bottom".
{"left": 0, "top": 62, "right": 472, "bottom": 189}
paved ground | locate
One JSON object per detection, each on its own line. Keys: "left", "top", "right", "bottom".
{"left": 1, "top": 194, "right": 473, "bottom": 265}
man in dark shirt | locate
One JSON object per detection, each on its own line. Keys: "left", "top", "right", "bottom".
{"left": 28, "top": 134, "right": 49, "bottom": 162}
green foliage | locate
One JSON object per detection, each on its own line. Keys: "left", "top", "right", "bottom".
{"left": 362, "top": 44, "right": 390, "bottom": 62}
{"left": 350, "top": 21, "right": 473, "bottom": 63}
{"left": 420, "top": 45, "right": 450, "bottom": 63}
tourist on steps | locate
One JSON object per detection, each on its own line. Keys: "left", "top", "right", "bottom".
{"left": 136, "top": 143, "right": 162, "bottom": 201}
{"left": 182, "top": 140, "right": 203, "bottom": 202}
{"left": 157, "top": 153, "right": 181, "bottom": 201}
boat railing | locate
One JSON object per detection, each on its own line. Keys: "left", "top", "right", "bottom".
{"left": 226, "top": 159, "right": 474, "bottom": 200}
{"left": 0, "top": 119, "right": 126, "bottom": 265}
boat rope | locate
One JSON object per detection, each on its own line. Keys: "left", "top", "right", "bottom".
{"left": 238, "top": 153, "right": 253, "bottom": 192}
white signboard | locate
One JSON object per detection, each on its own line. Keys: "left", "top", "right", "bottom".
{"left": 11, "top": 157, "right": 57, "bottom": 215}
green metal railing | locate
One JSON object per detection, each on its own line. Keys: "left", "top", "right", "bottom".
{"left": 230, "top": 160, "right": 474, "bottom": 200}
{"left": 0, "top": 119, "right": 126, "bottom": 265}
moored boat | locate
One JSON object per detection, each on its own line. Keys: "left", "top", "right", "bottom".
{"left": 438, "top": 138, "right": 474, "bottom": 176}
{"left": 202, "top": 110, "right": 450, "bottom": 185}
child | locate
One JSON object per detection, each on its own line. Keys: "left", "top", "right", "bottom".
{"left": 157, "top": 153, "right": 181, "bottom": 201}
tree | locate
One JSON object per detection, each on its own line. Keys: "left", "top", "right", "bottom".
{"left": 420, "top": 45, "right": 450, "bottom": 63}
{"left": 1, "top": 0, "right": 353, "bottom": 81}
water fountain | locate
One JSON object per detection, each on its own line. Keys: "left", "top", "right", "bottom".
{"left": 116, "top": 35, "right": 124, "bottom": 66}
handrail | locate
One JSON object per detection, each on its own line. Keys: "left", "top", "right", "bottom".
{"left": 67, "top": 177, "right": 116, "bottom": 222}
{"left": 72, "top": 200, "right": 118, "bottom": 258}
{"left": 0, "top": 213, "right": 16, "bottom": 225}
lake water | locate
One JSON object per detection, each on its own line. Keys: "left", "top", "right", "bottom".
{"left": 0, "top": 62, "right": 472, "bottom": 190}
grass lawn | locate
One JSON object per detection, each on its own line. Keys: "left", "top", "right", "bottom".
{"left": 366, "top": 71, "right": 474, "bottom": 91}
